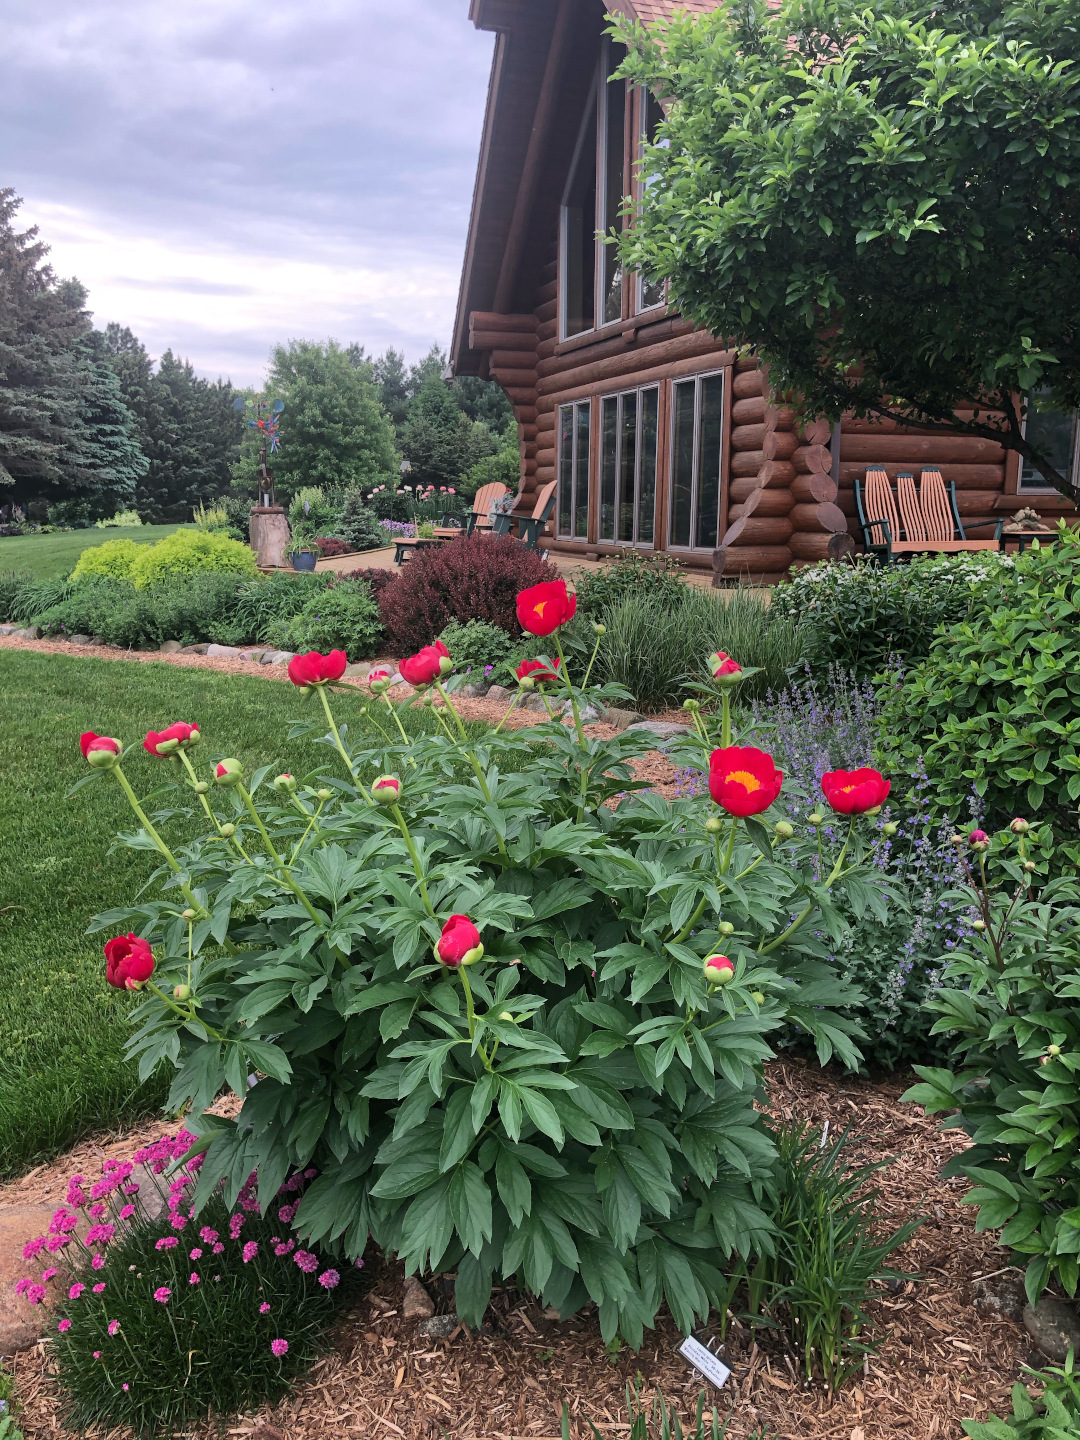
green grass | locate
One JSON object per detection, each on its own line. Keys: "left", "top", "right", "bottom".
{"left": 0, "top": 648, "right": 472, "bottom": 1178}
{"left": 0, "top": 525, "right": 189, "bottom": 580}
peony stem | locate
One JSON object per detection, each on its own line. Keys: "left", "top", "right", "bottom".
{"left": 110, "top": 765, "right": 209, "bottom": 918}
{"left": 288, "top": 796, "right": 326, "bottom": 866}
{"left": 316, "top": 684, "right": 361, "bottom": 787}
{"left": 492, "top": 692, "right": 524, "bottom": 735}
{"left": 759, "top": 817, "right": 854, "bottom": 955}
{"left": 382, "top": 690, "right": 412, "bottom": 747}
{"left": 237, "top": 785, "right": 324, "bottom": 927}
{"left": 580, "top": 629, "right": 603, "bottom": 690}
{"left": 176, "top": 750, "right": 252, "bottom": 860}
{"left": 434, "top": 680, "right": 469, "bottom": 743}
{"left": 553, "top": 633, "right": 586, "bottom": 747}
{"left": 721, "top": 691, "right": 732, "bottom": 750}
{"left": 389, "top": 803, "right": 436, "bottom": 919}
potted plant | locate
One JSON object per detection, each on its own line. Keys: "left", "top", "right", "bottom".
{"left": 287, "top": 538, "right": 319, "bottom": 572}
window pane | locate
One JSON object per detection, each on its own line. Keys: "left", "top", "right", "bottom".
{"left": 601, "top": 75, "right": 626, "bottom": 325}
{"left": 638, "top": 388, "right": 658, "bottom": 544}
{"left": 696, "top": 375, "right": 725, "bottom": 549}
{"left": 638, "top": 90, "right": 666, "bottom": 311}
{"left": 618, "top": 392, "right": 637, "bottom": 542}
{"left": 558, "top": 406, "right": 573, "bottom": 537}
{"left": 563, "top": 108, "right": 597, "bottom": 338}
{"left": 600, "top": 396, "right": 618, "bottom": 541}
{"left": 1023, "top": 389, "right": 1077, "bottom": 489}
{"left": 671, "top": 380, "right": 696, "bottom": 548}
{"left": 574, "top": 402, "right": 591, "bottom": 539}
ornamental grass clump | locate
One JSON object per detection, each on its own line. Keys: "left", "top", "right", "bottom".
{"left": 73, "top": 577, "right": 904, "bottom": 1349}
{"left": 16, "top": 1132, "right": 349, "bottom": 1436}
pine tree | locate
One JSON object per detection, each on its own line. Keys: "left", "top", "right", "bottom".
{"left": 69, "top": 327, "right": 149, "bottom": 515}
{"left": 268, "top": 339, "right": 398, "bottom": 499}
{"left": 372, "top": 347, "right": 410, "bottom": 437}
{"left": 401, "top": 377, "right": 497, "bottom": 489}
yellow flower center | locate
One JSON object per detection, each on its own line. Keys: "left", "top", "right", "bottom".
{"left": 725, "top": 770, "right": 762, "bottom": 792}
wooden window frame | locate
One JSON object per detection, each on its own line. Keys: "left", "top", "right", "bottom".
{"left": 598, "top": 383, "right": 662, "bottom": 548}
{"left": 556, "top": 399, "right": 593, "bottom": 541}
{"left": 666, "top": 369, "right": 730, "bottom": 554}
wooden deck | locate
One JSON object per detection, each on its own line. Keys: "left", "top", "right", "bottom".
{"left": 313, "top": 545, "right": 717, "bottom": 588}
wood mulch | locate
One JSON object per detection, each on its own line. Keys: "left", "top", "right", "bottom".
{"left": 5, "top": 1061, "right": 1033, "bottom": 1440}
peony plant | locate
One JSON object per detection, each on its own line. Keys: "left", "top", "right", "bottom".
{"left": 77, "top": 578, "right": 897, "bottom": 1345}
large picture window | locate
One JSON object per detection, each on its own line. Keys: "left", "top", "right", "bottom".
{"left": 669, "top": 372, "right": 726, "bottom": 551}
{"left": 1021, "top": 389, "right": 1080, "bottom": 490}
{"left": 600, "top": 386, "right": 659, "bottom": 545}
{"left": 636, "top": 90, "right": 667, "bottom": 313}
{"left": 557, "top": 400, "right": 592, "bottom": 540}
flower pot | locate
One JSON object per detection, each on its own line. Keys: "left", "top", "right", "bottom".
{"left": 291, "top": 552, "right": 317, "bottom": 572}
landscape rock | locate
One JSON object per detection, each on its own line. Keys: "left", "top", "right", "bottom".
{"left": 401, "top": 1276, "right": 435, "bottom": 1320}
{"left": 418, "top": 1314, "right": 457, "bottom": 1338}
{"left": 560, "top": 700, "right": 600, "bottom": 722}
{"left": 13, "top": 626, "right": 42, "bottom": 640}
{"left": 343, "top": 663, "right": 368, "bottom": 679}
{"left": 486, "top": 684, "right": 511, "bottom": 702}
{"left": 388, "top": 673, "right": 407, "bottom": 687}
{"left": 238, "top": 648, "right": 268, "bottom": 662}
{"left": 973, "top": 1269, "right": 1027, "bottom": 1323}
{"left": 0, "top": 624, "right": 19, "bottom": 636}
{"left": 523, "top": 694, "right": 550, "bottom": 713}
{"left": 89, "top": 635, "right": 106, "bottom": 646}
{"left": 625, "top": 720, "right": 692, "bottom": 741}
{"left": 601, "top": 705, "right": 644, "bottom": 732}
{"left": 182, "top": 643, "right": 210, "bottom": 655}
{"left": 68, "top": 634, "right": 93, "bottom": 646}
{"left": 1023, "top": 1296, "right": 1080, "bottom": 1360}
{"left": 206, "top": 644, "right": 240, "bottom": 658}
{"left": 158, "top": 640, "right": 183, "bottom": 654}
{"left": 459, "top": 683, "right": 489, "bottom": 698}
{"left": 0, "top": 1205, "right": 56, "bottom": 1354}
{"left": 262, "top": 651, "right": 295, "bottom": 666}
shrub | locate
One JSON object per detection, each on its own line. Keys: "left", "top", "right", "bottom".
{"left": 903, "top": 823, "right": 1080, "bottom": 1306}
{"left": 595, "top": 587, "right": 803, "bottom": 711}
{"left": 879, "top": 528, "right": 1080, "bottom": 848}
{"left": 288, "top": 486, "right": 338, "bottom": 539}
{"left": 438, "top": 617, "right": 514, "bottom": 673}
{"left": 27, "top": 1132, "right": 349, "bottom": 1435}
{"left": 335, "top": 490, "right": 383, "bottom": 552}
{"left": 83, "top": 615, "right": 888, "bottom": 1349}
{"left": 377, "top": 532, "right": 559, "bottom": 653}
{"left": 771, "top": 553, "right": 1012, "bottom": 680}
{"left": 192, "top": 502, "right": 230, "bottom": 531}
{"left": 228, "top": 572, "right": 330, "bottom": 645}
{"left": 315, "top": 536, "right": 350, "bottom": 557}
{"left": 129, "top": 530, "right": 258, "bottom": 589}
{"left": 573, "top": 551, "right": 689, "bottom": 620}
{"left": 33, "top": 574, "right": 248, "bottom": 650}
{"left": 94, "top": 510, "right": 143, "bottom": 528}
{"left": 271, "top": 578, "right": 381, "bottom": 660}
{"left": 335, "top": 567, "right": 397, "bottom": 602}
{"left": 964, "top": 1355, "right": 1080, "bottom": 1439}
{"left": 71, "top": 538, "right": 148, "bottom": 583}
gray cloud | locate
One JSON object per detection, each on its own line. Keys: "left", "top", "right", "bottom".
{"left": 0, "top": 0, "right": 493, "bottom": 384}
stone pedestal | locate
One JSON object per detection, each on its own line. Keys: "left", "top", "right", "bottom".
{"left": 249, "top": 506, "right": 291, "bottom": 569}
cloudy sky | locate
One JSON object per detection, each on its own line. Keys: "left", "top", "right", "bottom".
{"left": 1, "top": 0, "right": 495, "bottom": 387}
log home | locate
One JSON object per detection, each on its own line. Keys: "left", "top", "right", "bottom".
{"left": 450, "top": 0, "right": 1080, "bottom": 582}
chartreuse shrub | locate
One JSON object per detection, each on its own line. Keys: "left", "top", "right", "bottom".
{"left": 22, "top": 1131, "right": 349, "bottom": 1434}
{"left": 880, "top": 527, "right": 1080, "bottom": 851}
{"left": 129, "top": 528, "right": 257, "bottom": 588}
{"left": 75, "top": 579, "right": 896, "bottom": 1349}
{"left": 771, "top": 552, "right": 1011, "bottom": 681}
{"left": 903, "top": 822, "right": 1080, "bottom": 1307}
{"left": 71, "top": 537, "right": 149, "bottom": 582}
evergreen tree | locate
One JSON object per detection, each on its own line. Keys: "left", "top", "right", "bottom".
{"left": 451, "top": 374, "right": 514, "bottom": 432}
{"left": 69, "top": 326, "right": 149, "bottom": 515}
{"left": 400, "top": 376, "right": 497, "bottom": 489}
{"left": 268, "top": 339, "right": 398, "bottom": 500}
{"left": 372, "top": 347, "right": 410, "bottom": 436}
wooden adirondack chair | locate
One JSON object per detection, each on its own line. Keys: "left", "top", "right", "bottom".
{"left": 465, "top": 482, "right": 511, "bottom": 537}
{"left": 517, "top": 479, "right": 557, "bottom": 551}
{"left": 855, "top": 467, "right": 1002, "bottom": 563}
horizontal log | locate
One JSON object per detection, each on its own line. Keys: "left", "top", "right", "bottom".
{"left": 732, "top": 370, "right": 766, "bottom": 399}
{"left": 792, "top": 444, "right": 832, "bottom": 475}
{"left": 797, "top": 417, "right": 833, "bottom": 445}
{"left": 515, "top": 407, "right": 538, "bottom": 425}
{"left": 732, "top": 422, "right": 768, "bottom": 453}
{"left": 731, "top": 489, "right": 794, "bottom": 519}
{"left": 764, "top": 406, "right": 797, "bottom": 434}
{"left": 537, "top": 339, "right": 557, "bottom": 364}
{"left": 504, "top": 387, "right": 537, "bottom": 405}
{"left": 732, "top": 450, "right": 765, "bottom": 478}
{"left": 538, "top": 334, "right": 633, "bottom": 380}
{"left": 734, "top": 355, "right": 762, "bottom": 373}
{"left": 537, "top": 318, "right": 558, "bottom": 342}
{"left": 840, "top": 434, "right": 1005, "bottom": 464}
{"left": 762, "top": 431, "right": 798, "bottom": 461}
{"left": 536, "top": 297, "right": 558, "bottom": 322}
{"left": 837, "top": 461, "right": 1005, "bottom": 490}
{"left": 535, "top": 447, "right": 556, "bottom": 470}
{"left": 790, "top": 531, "right": 846, "bottom": 561}
{"left": 723, "top": 515, "right": 794, "bottom": 546}
{"left": 519, "top": 424, "right": 537, "bottom": 441}
{"left": 539, "top": 329, "right": 724, "bottom": 393}
{"left": 491, "top": 368, "right": 538, "bottom": 390}
{"left": 470, "top": 311, "right": 537, "bottom": 338}
{"left": 492, "top": 349, "right": 539, "bottom": 371}
{"left": 537, "top": 279, "right": 558, "bottom": 305}
{"left": 731, "top": 396, "right": 766, "bottom": 426}
{"left": 829, "top": 533, "right": 857, "bottom": 562}
{"left": 791, "top": 473, "right": 838, "bottom": 504}
{"left": 475, "top": 334, "right": 537, "bottom": 357}
{"left": 714, "top": 571, "right": 790, "bottom": 589}
{"left": 729, "top": 477, "right": 762, "bottom": 505}
{"left": 714, "top": 544, "right": 793, "bottom": 573}
{"left": 757, "top": 460, "right": 796, "bottom": 488}
{"left": 789, "top": 501, "right": 848, "bottom": 534}
{"left": 534, "top": 348, "right": 736, "bottom": 409}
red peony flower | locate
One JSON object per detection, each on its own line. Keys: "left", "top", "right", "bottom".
{"left": 371, "top": 775, "right": 401, "bottom": 804}
{"left": 143, "top": 722, "right": 200, "bottom": 757}
{"left": 367, "top": 667, "right": 392, "bottom": 688}
{"left": 104, "top": 934, "right": 155, "bottom": 990}
{"left": 80, "top": 733, "right": 121, "bottom": 768}
{"left": 709, "top": 651, "right": 742, "bottom": 679}
{"left": 704, "top": 954, "right": 735, "bottom": 984}
{"left": 435, "top": 914, "right": 484, "bottom": 968}
{"left": 821, "top": 768, "right": 891, "bottom": 815}
{"left": 287, "top": 651, "right": 348, "bottom": 687}
{"left": 399, "top": 640, "right": 451, "bottom": 687}
{"left": 516, "top": 580, "right": 576, "bottom": 637}
{"left": 709, "top": 746, "right": 784, "bottom": 817}
{"left": 516, "top": 657, "right": 561, "bottom": 685}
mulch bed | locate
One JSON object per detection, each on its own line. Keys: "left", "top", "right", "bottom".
{"left": 5, "top": 1061, "right": 1032, "bottom": 1440}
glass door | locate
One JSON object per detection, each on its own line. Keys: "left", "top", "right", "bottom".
{"left": 599, "top": 386, "right": 659, "bottom": 546}
{"left": 557, "top": 400, "right": 592, "bottom": 541}
{"left": 669, "top": 372, "right": 726, "bottom": 551}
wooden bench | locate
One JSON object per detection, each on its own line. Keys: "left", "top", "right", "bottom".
{"left": 465, "top": 482, "right": 511, "bottom": 537}
{"left": 392, "top": 534, "right": 456, "bottom": 565}
{"left": 855, "top": 467, "right": 1002, "bottom": 563}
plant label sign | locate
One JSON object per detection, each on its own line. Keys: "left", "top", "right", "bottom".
{"left": 677, "top": 1336, "right": 731, "bottom": 1390}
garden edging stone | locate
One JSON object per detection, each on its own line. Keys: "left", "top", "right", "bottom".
{"left": 1023, "top": 1297, "right": 1080, "bottom": 1361}
{"left": 0, "top": 1204, "right": 55, "bottom": 1354}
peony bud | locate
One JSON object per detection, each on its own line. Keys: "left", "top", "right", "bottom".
{"left": 972, "top": 919, "right": 985, "bottom": 932}
{"left": 1010, "top": 817, "right": 1030, "bottom": 834}
{"left": 192, "top": 782, "right": 209, "bottom": 795}
{"left": 1024, "top": 860, "right": 1037, "bottom": 872}
{"left": 807, "top": 813, "right": 824, "bottom": 827}
{"left": 882, "top": 822, "right": 898, "bottom": 837}
{"left": 751, "top": 991, "right": 765, "bottom": 1005}
{"left": 214, "top": 759, "right": 244, "bottom": 788}
{"left": 220, "top": 823, "right": 236, "bottom": 838}
{"left": 182, "top": 909, "right": 196, "bottom": 921}
{"left": 371, "top": 775, "right": 401, "bottom": 805}
{"left": 704, "top": 955, "right": 735, "bottom": 985}
{"left": 774, "top": 821, "right": 793, "bottom": 839}
{"left": 518, "top": 675, "right": 535, "bottom": 692}
{"left": 682, "top": 698, "right": 700, "bottom": 712}
{"left": 594, "top": 622, "right": 606, "bottom": 636}
{"left": 81, "top": 733, "right": 121, "bottom": 769}
{"left": 718, "top": 921, "right": 735, "bottom": 936}
{"left": 173, "top": 984, "right": 191, "bottom": 1001}
{"left": 709, "top": 651, "right": 743, "bottom": 686}
{"left": 705, "top": 817, "right": 724, "bottom": 834}
{"left": 317, "top": 788, "right": 333, "bottom": 802}
{"left": 274, "top": 774, "right": 298, "bottom": 794}
{"left": 1048, "top": 1044, "right": 1062, "bottom": 1057}
{"left": 436, "top": 915, "right": 484, "bottom": 968}
{"left": 968, "top": 829, "right": 989, "bottom": 851}
{"left": 439, "top": 654, "right": 453, "bottom": 677}
{"left": 1040, "top": 1054, "right": 1052, "bottom": 1066}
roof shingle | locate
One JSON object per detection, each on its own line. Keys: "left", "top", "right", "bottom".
{"left": 614, "top": 0, "right": 724, "bottom": 21}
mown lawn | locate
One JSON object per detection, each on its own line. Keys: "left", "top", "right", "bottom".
{"left": 0, "top": 524, "right": 189, "bottom": 580}
{"left": 0, "top": 648, "right": 476, "bottom": 1177}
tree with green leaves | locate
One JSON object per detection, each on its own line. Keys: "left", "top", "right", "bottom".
{"left": 614, "top": 0, "right": 1080, "bottom": 500}
{"left": 401, "top": 376, "right": 497, "bottom": 490}
{"left": 265, "top": 339, "right": 398, "bottom": 501}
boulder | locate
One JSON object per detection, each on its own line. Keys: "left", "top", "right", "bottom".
{"left": 0, "top": 624, "right": 19, "bottom": 636}
{"left": 239, "top": 649, "right": 268, "bottom": 662}
{"left": 182, "top": 644, "right": 210, "bottom": 655}
{"left": 401, "top": 1275, "right": 435, "bottom": 1320}
{"left": 459, "top": 683, "right": 489, "bottom": 698}
{"left": 89, "top": 636, "right": 106, "bottom": 646}
{"left": 625, "top": 720, "right": 692, "bottom": 740}
{"left": 0, "top": 1205, "right": 56, "bottom": 1354}
{"left": 388, "top": 673, "right": 407, "bottom": 687}
{"left": 68, "top": 634, "right": 93, "bottom": 646}
{"left": 158, "top": 640, "right": 183, "bottom": 654}
{"left": 973, "top": 1269, "right": 1026, "bottom": 1323}
{"left": 1023, "top": 1297, "right": 1080, "bottom": 1361}
{"left": 13, "top": 627, "right": 42, "bottom": 640}
{"left": 561, "top": 701, "right": 600, "bottom": 722}
{"left": 206, "top": 644, "right": 240, "bottom": 658}
{"left": 418, "top": 1314, "right": 457, "bottom": 1338}
{"left": 343, "top": 664, "right": 368, "bottom": 679}
{"left": 486, "top": 685, "right": 512, "bottom": 702}
{"left": 601, "top": 705, "right": 644, "bottom": 732}
{"left": 262, "top": 651, "right": 295, "bottom": 667}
